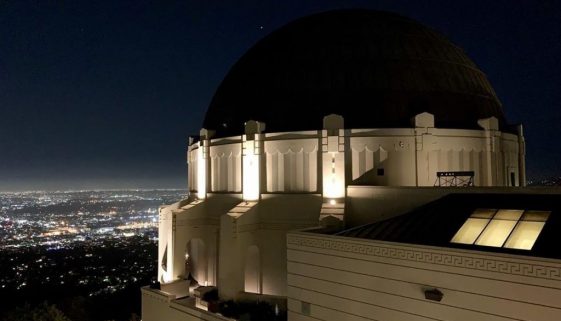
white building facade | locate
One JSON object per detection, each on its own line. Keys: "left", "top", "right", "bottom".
{"left": 141, "top": 9, "right": 561, "bottom": 321}
{"left": 158, "top": 112, "right": 525, "bottom": 286}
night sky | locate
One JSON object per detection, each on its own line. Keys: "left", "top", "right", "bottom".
{"left": 0, "top": 0, "right": 560, "bottom": 190}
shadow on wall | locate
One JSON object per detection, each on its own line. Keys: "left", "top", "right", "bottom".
{"left": 244, "top": 245, "right": 261, "bottom": 294}
{"left": 186, "top": 239, "right": 207, "bottom": 285}
{"left": 351, "top": 163, "right": 388, "bottom": 186}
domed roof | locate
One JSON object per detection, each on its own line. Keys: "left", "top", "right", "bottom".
{"left": 204, "top": 9, "right": 507, "bottom": 137}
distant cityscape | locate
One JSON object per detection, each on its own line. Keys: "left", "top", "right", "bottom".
{"left": 0, "top": 189, "right": 186, "bottom": 321}
{"left": 528, "top": 176, "right": 561, "bottom": 187}
{"left": 0, "top": 180, "right": 558, "bottom": 320}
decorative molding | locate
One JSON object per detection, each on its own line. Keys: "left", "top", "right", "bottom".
{"left": 210, "top": 147, "right": 242, "bottom": 192}
{"left": 287, "top": 234, "right": 561, "bottom": 281}
{"left": 265, "top": 142, "right": 318, "bottom": 193}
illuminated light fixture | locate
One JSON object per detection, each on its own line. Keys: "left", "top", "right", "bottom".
{"left": 451, "top": 209, "right": 550, "bottom": 250}
{"left": 329, "top": 199, "right": 336, "bottom": 205}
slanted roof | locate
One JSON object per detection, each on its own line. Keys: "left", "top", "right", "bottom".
{"left": 336, "top": 193, "right": 561, "bottom": 260}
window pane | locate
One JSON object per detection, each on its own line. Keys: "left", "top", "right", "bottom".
{"left": 522, "top": 211, "right": 550, "bottom": 222}
{"left": 493, "top": 209, "right": 524, "bottom": 221}
{"left": 451, "top": 218, "right": 489, "bottom": 244}
{"left": 504, "top": 221, "right": 545, "bottom": 250}
{"left": 470, "top": 209, "right": 496, "bottom": 219}
{"left": 475, "top": 220, "right": 517, "bottom": 247}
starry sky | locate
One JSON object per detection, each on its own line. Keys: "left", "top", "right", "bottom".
{"left": 0, "top": 0, "right": 560, "bottom": 190}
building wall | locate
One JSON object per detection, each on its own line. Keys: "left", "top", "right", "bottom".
{"left": 264, "top": 137, "right": 319, "bottom": 192}
{"left": 142, "top": 287, "right": 231, "bottom": 321}
{"left": 287, "top": 232, "right": 561, "bottom": 321}
{"left": 189, "top": 120, "right": 523, "bottom": 195}
{"left": 158, "top": 199, "right": 191, "bottom": 283}
{"left": 349, "top": 129, "right": 416, "bottom": 186}
{"left": 218, "top": 194, "right": 323, "bottom": 300}
{"left": 348, "top": 127, "right": 521, "bottom": 187}
{"left": 209, "top": 142, "right": 242, "bottom": 192}
{"left": 154, "top": 116, "right": 526, "bottom": 319}
{"left": 187, "top": 145, "right": 198, "bottom": 193}
{"left": 158, "top": 194, "right": 242, "bottom": 285}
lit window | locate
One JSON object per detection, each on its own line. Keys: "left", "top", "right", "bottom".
{"left": 475, "top": 209, "right": 522, "bottom": 247}
{"left": 504, "top": 211, "right": 549, "bottom": 250}
{"left": 451, "top": 209, "right": 550, "bottom": 250}
{"left": 451, "top": 209, "right": 495, "bottom": 244}
{"left": 450, "top": 218, "right": 489, "bottom": 244}
{"left": 475, "top": 218, "right": 518, "bottom": 247}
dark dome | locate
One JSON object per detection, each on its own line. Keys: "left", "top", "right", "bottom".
{"left": 204, "top": 9, "right": 507, "bottom": 137}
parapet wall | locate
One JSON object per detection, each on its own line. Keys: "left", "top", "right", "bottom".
{"left": 346, "top": 185, "right": 561, "bottom": 227}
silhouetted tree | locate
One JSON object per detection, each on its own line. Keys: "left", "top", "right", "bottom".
{"left": 59, "top": 296, "right": 91, "bottom": 321}
{"left": 4, "top": 301, "right": 71, "bottom": 321}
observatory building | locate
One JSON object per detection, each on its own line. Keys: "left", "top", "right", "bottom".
{"left": 142, "top": 10, "right": 561, "bottom": 321}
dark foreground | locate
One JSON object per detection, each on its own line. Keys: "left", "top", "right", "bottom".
{"left": 0, "top": 235, "right": 157, "bottom": 321}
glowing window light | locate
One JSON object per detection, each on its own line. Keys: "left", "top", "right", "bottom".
{"left": 452, "top": 209, "right": 550, "bottom": 250}
{"left": 504, "top": 210, "right": 549, "bottom": 250}
{"left": 475, "top": 219, "right": 517, "bottom": 247}
{"left": 493, "top": 209, "right": 524, "bottom": 221}
{"left": 451, "top": 218, "right": 489, "bottom": 244}
{"left": 329, "top": 199, "right": 336, "bottom": 206}
{"left": 504, "top": 221, "right": 545, "bottom": 250}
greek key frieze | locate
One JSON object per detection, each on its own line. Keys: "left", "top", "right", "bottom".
{"left": 288, "top": 234, "right": 561, "bottom": 281}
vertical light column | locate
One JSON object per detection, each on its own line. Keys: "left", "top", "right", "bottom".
{"left": 322, "top": 114, "right": 345, "bottom": 201}
{"left": 197, "top": 129, "right": 213, "bottom": 199}
{"left": 197, "top": 142, "right": 207, "bottom": 199}
{"left": 242, "top": 121, "right": 265, "bottom": 201}
{"left": 242, "top": 139, "right": 260, "bottom": 201}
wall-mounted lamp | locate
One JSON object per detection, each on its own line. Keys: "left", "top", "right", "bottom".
{"left": 329, "top": 199, "right": 336, "bottom": 205}
{"left": 424, "top": 288, "right": 443, "bottom": 302}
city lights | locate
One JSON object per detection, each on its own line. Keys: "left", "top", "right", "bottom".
{"left": 0, "top": 189, "right": 185, "bottom": 297}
